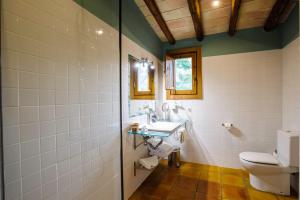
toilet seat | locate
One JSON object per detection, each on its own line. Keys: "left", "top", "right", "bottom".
{"left": 240, "top": 152, "right": 279, "bottom": 165}
{"left": 239, "top": 130, "right": 300, "bottom": 195}
{"left": 239, "top": 152, "right": 295, "bottom": 195}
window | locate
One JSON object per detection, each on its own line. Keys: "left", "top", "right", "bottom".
{"left": 165, "top": 47, "right": 202, "bottom": 100}
{"left": 137, "top": 65, "right": 149, "bottom": 92}
{"left": 130, "top": 55, "right": 155, "bottom": 100}
{"left": 175, "top": 57, "right": 193, "bottom": 90}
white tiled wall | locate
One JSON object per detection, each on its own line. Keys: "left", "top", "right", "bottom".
{"left": 2, "top": 0, "right": 121, "bottom": 199}
{"left": 163, "top": 50, "right": 283, "bottom": 168}
{"left": 282, "top": 37, "right": 300, "bottom": 131}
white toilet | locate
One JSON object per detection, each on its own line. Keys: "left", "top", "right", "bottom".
{"left": 239, "top": 130, "right": 299, "bottom": 195}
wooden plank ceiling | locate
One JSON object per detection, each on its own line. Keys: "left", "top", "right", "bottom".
{"left": 135, "top": 0, "right": 280, "bottom": 42}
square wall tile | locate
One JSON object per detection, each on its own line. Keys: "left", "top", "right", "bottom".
{"left": 21, "top": 139, "right": 40, "bottom": 160}
{"left": 2, "top": 0, "right": 121, "bottom": 199}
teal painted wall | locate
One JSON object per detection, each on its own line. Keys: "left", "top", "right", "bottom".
{"left": 74, "top": 0, "right": 119, "bottom": 29}
{"left": 279, "top": 3, "right": 299, "bottom": 47}
{"left": 163, "top": 27, "right": 282, "bottom": 57}
{"left": 122, "top": 0, "right": 162, "bottom": 58}
{"left": 73, "top": 0, "right": 162, "bottom": 59}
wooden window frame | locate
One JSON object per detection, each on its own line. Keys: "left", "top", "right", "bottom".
{"left": 129, "top": 55, "right": 155, "bottom": 100}
{"left": 165, "top": 47, "right": 202, "bottom": 100}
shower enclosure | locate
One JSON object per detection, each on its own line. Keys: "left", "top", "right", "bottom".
{"left": 1, "top": 0, "right": 123, "bottom": 199}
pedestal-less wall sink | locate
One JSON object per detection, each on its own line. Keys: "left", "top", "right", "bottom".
{"left": 144, "top": 121, "right": 185, "bottom": 133}
{"left": 128, "top": 120, "right": 187, "bottom": 149}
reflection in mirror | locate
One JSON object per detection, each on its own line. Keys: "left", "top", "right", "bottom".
{"left": 137, "top": 64, "right": 150, "bottom": 91}
{"left": 129, "top": 100, "right": 155, "bottom": 117}
{"left": 128, "top": 55, "right": 156, "bottom": 117}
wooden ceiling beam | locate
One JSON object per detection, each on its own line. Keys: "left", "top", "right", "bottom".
{"left": 187, "top": 0, "right": 204, "bottom": 41}
{"left": 143, "top": 0, "right": 176, "bottom": 44}
{"left": 228, "top": 0, "right": 242, "bottom": 36}
{"left": 264, "top": 0, "right": 297, "bottom": 32}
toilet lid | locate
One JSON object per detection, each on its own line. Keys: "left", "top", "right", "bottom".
{"left": 240, "top": 152, "right": 279, "bottom": 165}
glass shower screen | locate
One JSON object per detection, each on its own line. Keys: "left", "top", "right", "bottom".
{"left": 1, "top": 0, "right": 122, "bottom": 199}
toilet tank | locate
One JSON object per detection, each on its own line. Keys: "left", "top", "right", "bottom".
{"left": 277, "top": 130, "right": 300, "bottom": 167}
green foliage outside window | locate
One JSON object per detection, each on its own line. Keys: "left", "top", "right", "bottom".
{"left": 175, "top": 58, "right": 192, "bottom": 90}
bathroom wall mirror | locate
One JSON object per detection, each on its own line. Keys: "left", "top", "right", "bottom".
{"left": 128, "top": 55, "right": 156, "bottom": 117}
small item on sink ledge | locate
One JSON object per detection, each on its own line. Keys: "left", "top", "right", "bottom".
{"left": 131, "top": 123, "right": 139, "bottom": 132}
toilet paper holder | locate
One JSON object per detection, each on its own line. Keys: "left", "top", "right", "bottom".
{"left": 222, "top": 123, "right": 233, "bottom": 128}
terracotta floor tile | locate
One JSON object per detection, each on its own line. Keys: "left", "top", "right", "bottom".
{"left": 194, "top": 193, "right": 221, "bottom": 200}
{"left": 129, "top": 190, "right": 162, "bottom": 200}
{"left": 206, "top": 165, "right": 221, "bottom": 173}
{"left": 222, "top": 198, "right": 248, "bottom": 200}
{"left": 222, "top": 184, "right": 248, "bottom": 200}
{"left": 167, "top": 186, "right": 196, "bottom": 199}
{"left": 277, "top": 195, "right": 298, "bottom": 200}
{"left": 181, "top": 162, "right": 202, "bottom": 168}
{"left": 129, "top": 190, "right": 141, "bottom": 200}
{"left": 203, "top": 163, "right": 220, "bottom": 170}
{"left": 244, "top": 179, "right": 252, "bottom": 188}
{"left": 143, "top": 177, "right": 163, "bottom": 187}
{"left": 222, "top": 174, "right": 245, "bottom": 187}
{"left": 164, "top": 168, "right": 181, "bottom": 177}
{"left": 140, "top": 196, "right": 162, "bottom": 200}
{"left": 195, "top": 164, "right": 221, "bottom": 174}
{"left": 129, "top": 162, "right": 298, "bottom": 200}
{"left": 221, "top": 167, "right": 244, "bottom": 176}
{"left": 248, "top": 189, "right": 277, "bottom": 200}
{"left": 179, "top": 165, "right": 202, "bottom": 178}
{"left": 160, "top": 173, "right": 179, "bottom": 186}
{"left": 199, "top": 171, "right": 221, "bottom": 183}
{"left": 140, "top": 184, "right": 172, "bottom": 199}
{"left": 180, "top": 162, "right": 204, "bottom": 171}
{"left": 197, "top": 180, "right": 221, "bottom": 198}
{"left": 180, "top": 171, "right": 202, "bottom": 178}
{"left": 241, "top": 170, "right": 249, "bottom": 178}
{"left": 130, "top": 194, "right": 162, "bottom": 200}
{"left": 174, "top": 176, "right": 198, "bottom": 191}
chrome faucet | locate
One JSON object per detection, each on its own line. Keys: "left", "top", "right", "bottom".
{"left": 141, "top": 105, "right": 158, "bottom": 125}
{"left": 147, "top": 111, "right": 158, "bottom": 125}
{"left": 147, "top": 112, "right": 152, "bottom": 125}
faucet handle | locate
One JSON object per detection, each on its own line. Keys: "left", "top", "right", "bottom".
{"left": 151, "top": 113, "right": 158, "bottom": 122}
